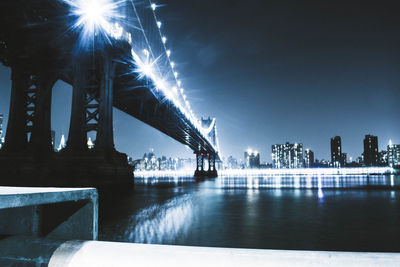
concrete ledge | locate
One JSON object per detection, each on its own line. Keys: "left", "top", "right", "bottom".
{"left": 49, "top": 241, "right": 400, "bottom": 267}
{"left": 0, "top": 187, "right": 98, "bottom": 240}
{"left": 0, "top": 187, "right": 98, "bottom": 209}
{"left": 1, "top": 237, "right": 400, "bottom": 267}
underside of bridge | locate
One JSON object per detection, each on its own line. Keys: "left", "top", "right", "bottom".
{"left": 0, "top": 0, "right": 219, "bottom": 190}
{"left": 0, "top": 19, "right": 134, "bottom": 191}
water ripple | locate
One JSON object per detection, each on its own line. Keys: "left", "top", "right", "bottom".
{"left": 124, "top": 194, "right": 194, "bottom": 243}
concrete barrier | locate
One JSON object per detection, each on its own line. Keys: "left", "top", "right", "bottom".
{"left": 0, "top": 236, "right": 400, "bottom": 267}
{"left": 0, "top": 186, "right": 98, "bottom": 240}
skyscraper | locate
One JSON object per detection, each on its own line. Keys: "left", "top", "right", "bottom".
{"left": 0, "top": 113, "right": 3, "bottom": 148}
{"left": 227, "top": 156, "right": 239, "bottom": 169}
{"left": 388, "top": 140, "right": 400, "bottom": 168}
{"left": 272, "top": 144, "right": 284, "bottom": 168}
{"left": 305, "top": 149, "right": 314, "bottom": 168}
{"left": 341, "top": 153, "right": 347, "bottom": 167}
{"left": 87, "top": 137, "right": 94, "bottom": 149}
{"left": 51, "top": 130, "right": 56, "bottom": 151}
{"left": 363, "top": 135, "right": 379, "bottom": 166}
{"left": 272, "top": 142, "right": 304, "bottom": 168}
{"left": 379, "top": 150, "right": 388, "bottom": 166}
{"left": 244, "top": 149, "right": 260, "bottom": 168}
{"left": 57, "top": 134, "right": 66, "bottom": 152}
{"left": 330, "top": 136, "right": 343, "bottom": 167}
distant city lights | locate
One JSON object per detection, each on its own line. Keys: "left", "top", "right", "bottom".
{"left": 220, "top": 167, "right": 395, "bottom": 176}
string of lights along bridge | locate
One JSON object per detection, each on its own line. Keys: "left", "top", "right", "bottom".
{"left": 64, "top": 0, "right": 220, "bottom": 154}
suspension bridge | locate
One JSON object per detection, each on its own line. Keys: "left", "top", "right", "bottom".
{"left": 0, "top": 0, "right": 221, "bottom": 190}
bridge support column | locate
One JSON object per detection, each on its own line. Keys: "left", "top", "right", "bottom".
{"left": 67, "top": 52, "right": 116, "bottom": 153}
{"left": 195, "top": 152, "right": 209, "bottom": 177}
{"left": 1, "top": 57, "right": 58, "bottom": 155}
{"left": 95, "top": 54, "right": 115, "bottom": 152}
{"left": 29, "top": 73, "right": 57, "bottom": 154}
{"left": 194, "top": 153, "right": 203, "bottom": 177}
{"left": 2, "top": 66, "right": 31, "bottom": 152}
{"left": 0, "top": 62, "right": 59, "bottom": 186}
{"left": 53, "top": 50, "right": 133, "bottom": 193}
{"left": 207, "top": 154, "right": 218, "bottom": 177}
{"left": 66, "top": 56, "right": 90, "bottom": 152}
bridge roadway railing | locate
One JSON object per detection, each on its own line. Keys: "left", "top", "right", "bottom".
{"left": 1, "top": 186, "right": 400, "bottom": 266}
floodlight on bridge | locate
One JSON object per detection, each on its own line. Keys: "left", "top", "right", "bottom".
{"left": 131, "top": 49, "right": 158, "bottom": 80}
{"left": 64, "top": 0, "right": 124, "bottom": 42}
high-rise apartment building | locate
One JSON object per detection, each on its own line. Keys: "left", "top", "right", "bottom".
{"left": 363, "top": 135, "right": 379, "bottom": 166}
{"left": 304, "top": 149, "right": 314, "bottom": 168}
{"left": 0, "top": 113, "right": 3, "bottom": 148}
{"left": 330, "top": 136, "right": 343, "bottom": 167}
{"left": 388, "top": 140, "right": 400, "bottom": 168}
{"left": 272, "top": 142, "right": 303, "bottom": 168}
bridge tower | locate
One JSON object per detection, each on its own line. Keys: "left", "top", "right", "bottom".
{"left": 0, "top": 2, "right": 133, "bottom": 192}
{"left": 194, "top": 117, "right": 219, "bottom": 177}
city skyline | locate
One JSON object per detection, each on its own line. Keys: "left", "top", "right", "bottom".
{"left": 1, "top": 0, "right": 400, "bottom": 162}
{"left": 0, "top": 97, "right": 398, "bottom": 162}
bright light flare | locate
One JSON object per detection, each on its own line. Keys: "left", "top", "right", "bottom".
{"left": 130, "top": 49, "right": 175, "bottom": 102}
{"left": 64, "top": 0, "right": 123, "bottom": 40}
{"left": 131, "top": 49, "right": 158, "bottom": 80}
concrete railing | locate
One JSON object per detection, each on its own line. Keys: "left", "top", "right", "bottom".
{"left": 0, "top": 186, "right": 98, "bottom": 240}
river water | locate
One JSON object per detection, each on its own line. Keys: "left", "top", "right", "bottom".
{"left": 99, "top": 174, "right": 400, "bottom": 252}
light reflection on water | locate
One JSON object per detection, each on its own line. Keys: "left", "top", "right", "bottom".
{"left": 101, "top": 174, "right": 400, "bottom": 251}
{"left": 121, "top": 194, "right": 194, "bottom": 243}
{"left": 135, "top": 176, "right": 197, "bottom": 186}
{"left": 135, "top": 174, "right": 400, "bottom": 189}
{"left": 219, "top": 174, "right": 400, "bottom": 189}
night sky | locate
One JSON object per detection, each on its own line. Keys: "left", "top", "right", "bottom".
{"left": 0, "top": 0, "right": 399, "bottom": 163}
